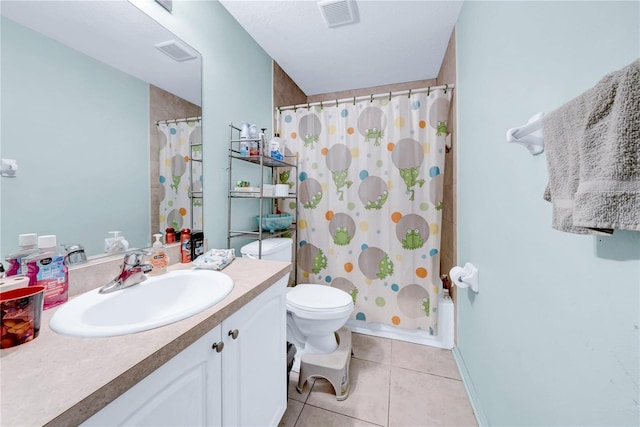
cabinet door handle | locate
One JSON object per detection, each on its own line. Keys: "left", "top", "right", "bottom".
{"left": 212, "top": 341, "right": 224, "bottom": 352}
{"left": 228, "top": 329, "right": 239, "bottom": 339}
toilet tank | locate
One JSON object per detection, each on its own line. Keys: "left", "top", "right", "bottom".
{"left": 240, "top": 238, "right": 292, "bottom": 262}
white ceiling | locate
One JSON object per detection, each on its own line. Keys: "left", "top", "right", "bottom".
{"left": 1, "top": 1, "right": 462, "bottom": 103}
{"left": 0, "top": 1, "right": 202, "bottom": 106}
{"left": 220, "top": 0, "right": 463, "bottom": 96}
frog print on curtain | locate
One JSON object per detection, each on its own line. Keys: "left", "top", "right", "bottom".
{"left": 278, "top": 89, "right": 451, "bottom": 333}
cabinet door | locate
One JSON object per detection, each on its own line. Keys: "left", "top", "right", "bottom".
{"left": 82, "top": 325, "right": 223, "bottom": 427}
{"left": 222, "top": 276, "right": 288, "bottom": 427}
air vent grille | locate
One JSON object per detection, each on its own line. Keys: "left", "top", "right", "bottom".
{"left": 155, "top": 40, "right": 197, "bottom": 62}
{"left": 318, "top": 0, "right": 358, "bottom": 28}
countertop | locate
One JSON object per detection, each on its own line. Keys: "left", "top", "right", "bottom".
{"left": 0, "top": 258, "right": 291, "bottom": 427}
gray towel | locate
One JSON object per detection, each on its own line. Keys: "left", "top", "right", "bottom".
{"left": 542, "top": 59, "right": 640, "bottom": 234}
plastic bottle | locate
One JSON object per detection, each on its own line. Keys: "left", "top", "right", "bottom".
{"left": 165, "top": 227, "right": 176, "bottom": 243}
{"left": 104, "top": 231, "right": 129, "bottom": 254}
{"left": 24, "top": 235, "right": 68, "bottom": 310}
{"left": 149, "top": 234, "right": 169, "bottom": 275}
{"left": 4, "top": 233, "right": 38, "bottom": 277}
{"left": 239, "top": 139, "right": 249, "bottom": 157}
{"left": 180, "top": 228, "right": 191, "bottom": 263}
{"left": 269, "top": 133, "right": 284, "bottom": 160}
{"left": 190, "top": 230, "right": 204, "bottom": 260}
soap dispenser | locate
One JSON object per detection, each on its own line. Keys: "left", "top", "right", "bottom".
{"left": 149, "top": 234, "right": 169, "bottom": 275}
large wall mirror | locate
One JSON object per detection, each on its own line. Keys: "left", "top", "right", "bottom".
{"left": 1, "top": 1, "right": 202, "bottom": 258}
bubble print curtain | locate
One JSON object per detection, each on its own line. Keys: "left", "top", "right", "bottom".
{"left": 278, "top": 89, "right": 452, "bottom": 333}
{"left": 157, "top": 120, "right": 202, "bottom": 232}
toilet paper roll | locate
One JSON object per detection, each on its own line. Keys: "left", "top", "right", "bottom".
{"left": 0, "top": 276, "right": 30, "bottom": 292}
{"left": 449, "top": 266, "right": 469, "bottom": 288}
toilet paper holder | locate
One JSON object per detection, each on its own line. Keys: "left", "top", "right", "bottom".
{"left": 449, "top": 262, "right": 479, "bottom": 293}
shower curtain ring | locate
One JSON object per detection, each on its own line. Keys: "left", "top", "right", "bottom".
{"left": 353, "top": 96, "right": 356, "bottom": 106}
{"left": 388, "top": 92, "right": 392, "bottom": 101}
{"left": 320, "top": 101, "right": 323, "bottom": 110}
{"left": 336, "top": 99, "right": 339, "bottom": 108}
{"left": 427, "top": 87, "right": 431, "bottom": 96}
{"left": 307, "top": 103, "right": 310, "bottom": 110}
{"left": 408, "top": 89, "right": 412, "bottom": 98}
{"left": 370, "top": 94, "right": 373, "bottom": 103}
{"left": 445, "top": 84, "right": 448, "bottom": 94}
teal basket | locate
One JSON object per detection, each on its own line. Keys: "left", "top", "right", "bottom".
{"left": 256, "top": 213, "right": 293, "bottom": 232}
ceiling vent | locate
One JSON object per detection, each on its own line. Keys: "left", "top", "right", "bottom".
{"left": 155, "top": 40, "right": 198, "bottom": 62}
{"left": 318, "top": 0, "right": 358, "bottom": 28}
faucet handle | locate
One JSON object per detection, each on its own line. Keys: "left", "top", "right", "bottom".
{"left": 123, "top": 249, "right": 151, "bottom": 266}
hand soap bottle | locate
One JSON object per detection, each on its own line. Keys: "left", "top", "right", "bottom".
{"left": 149, "top": 234, "right": 169, "bottom": 275}
{"left": 24, "top": 235, "right": 68, "bottom": 310}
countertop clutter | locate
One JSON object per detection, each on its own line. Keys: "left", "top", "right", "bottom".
{"left": 0, "top": 258, "right": 291, "bottom": 427}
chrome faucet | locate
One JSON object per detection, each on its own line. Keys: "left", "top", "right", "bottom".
{"left": 99, "top": 250, "right": 153, "bottom": 294}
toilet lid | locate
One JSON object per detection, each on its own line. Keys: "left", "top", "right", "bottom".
{"left": 287, "top": 284, "right": 353, "bottom": 312}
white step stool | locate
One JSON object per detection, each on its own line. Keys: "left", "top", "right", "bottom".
{"left": 296, "top": 327, "right": 352, "bottom": 401}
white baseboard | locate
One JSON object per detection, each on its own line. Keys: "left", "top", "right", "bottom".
{"left": 452, "top": 347, "right": 488, "bottom": 427}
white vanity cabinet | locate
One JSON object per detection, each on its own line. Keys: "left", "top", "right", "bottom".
{"left": 82, "top": 276, "right": 287, "bottom": 427}
{"left": 221, "top": 276, "right": 288, "bottom": 427}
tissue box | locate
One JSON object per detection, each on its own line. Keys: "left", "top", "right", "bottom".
{"left": 262, "top": 184, "right": 275, "bottom": 197}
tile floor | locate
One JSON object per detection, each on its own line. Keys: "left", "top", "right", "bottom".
{"left": 279, "top": 333, "right": 478, "bottom": 427}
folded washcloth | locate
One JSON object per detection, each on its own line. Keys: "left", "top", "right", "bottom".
{"left": 542, "top": 59, "right": 640, "bottom": 234}
{"left": 193, "top": 248, "right": 235, "bottom": 270}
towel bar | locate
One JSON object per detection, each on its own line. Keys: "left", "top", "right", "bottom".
{"left": 506, "top": 112, "right": 545, "bottom": 155}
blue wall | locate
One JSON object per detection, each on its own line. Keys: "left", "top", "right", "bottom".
{"left": 456, "top": 2, "right": 639, "bottom": 425}
{"left": 1, "top": 17, "right": 149, "bottom": 257}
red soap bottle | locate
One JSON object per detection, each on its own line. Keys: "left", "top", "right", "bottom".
{"left": 180, "top": 228, "right": 191, "bottom": 263}
{"left": 165, "top": 227, "right": 176, "bottom": 244}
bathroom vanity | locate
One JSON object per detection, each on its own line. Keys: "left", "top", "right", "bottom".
{"left": 0, "top": 258, "right": 291, "bottom": 427}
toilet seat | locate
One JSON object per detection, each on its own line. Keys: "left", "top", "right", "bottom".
{"left": 287, "top": 285, "right": 353, "bottom": 320}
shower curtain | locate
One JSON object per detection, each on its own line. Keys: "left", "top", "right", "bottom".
{"left": 157, "top": 120, "right": 202, "bottom": 232}
{"left": 278, "top": 89, "right": 451, "bottom": 333}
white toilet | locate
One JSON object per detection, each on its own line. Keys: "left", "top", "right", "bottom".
{"left": 240, "top": 238, "right": 354, "bottom": 367}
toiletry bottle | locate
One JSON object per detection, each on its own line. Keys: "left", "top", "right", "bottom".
{"left": 269, "top": 133, "right": 284, "bottom": 160}
{"left": 149, "top": 234, "right": 169, "bottom": 275}
{"left": 240, "top": 139, "right": 249, "bottom": 157}
{"left": 249, "top": 139, "right": 259, "bottom": 157}
{"left": 4, "top": 233, "right": 38, "bottom": 276}
{"left": 165, "top": 227, "right": 176, "bottom": 243}
{"left": 190, "top": 230, "right": 204, "bottom": 260}
{"left": 24, "top": 235, "right": 68, "bottom": 310}
{"left": 180, "top": 228, "right": 191, "bottom": 263}
{"left": 105, "top": 231, "right": 129, "bottom": 254}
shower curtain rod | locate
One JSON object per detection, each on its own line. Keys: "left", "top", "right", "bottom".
{"left": 155, "top": 115, "right": 201, "bottom": 126}
{"left": 276, "top": 84, "right": 455, "bottom": 112}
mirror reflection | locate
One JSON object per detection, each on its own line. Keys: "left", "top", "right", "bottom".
{"left": 1, "top": 1, "right": 202, "bottom": 259}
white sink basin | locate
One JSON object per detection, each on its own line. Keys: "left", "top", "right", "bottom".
{"left": 50, "top": 269, "right": 234, "bottom": 338}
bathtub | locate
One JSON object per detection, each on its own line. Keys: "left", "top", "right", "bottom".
{"left": 346, "top": 291, "right": 454, "bottom": 349}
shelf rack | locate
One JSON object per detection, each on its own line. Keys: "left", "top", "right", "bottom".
{"left": 226, "top": 123, "right": 298, "bottom": 260}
